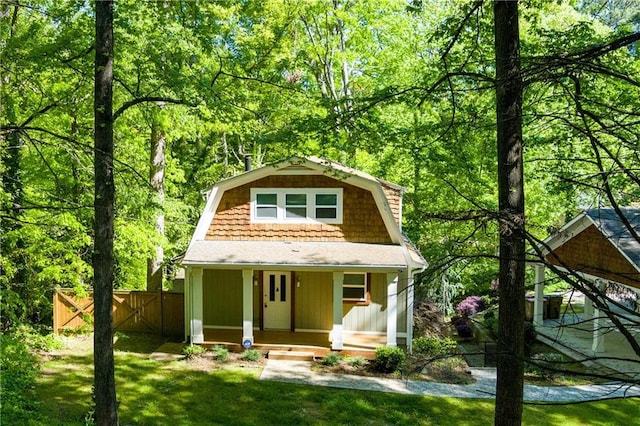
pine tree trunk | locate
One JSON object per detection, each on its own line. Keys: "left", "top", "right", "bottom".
{"left": 493, "top": 1, "right": 526, "bottom": 425}
{"left": 93, "top": 0, "right": 118, "bottom": 424}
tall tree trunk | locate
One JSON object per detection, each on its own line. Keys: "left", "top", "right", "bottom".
{"left": 93, "top": 0, "right": 118, "bottom": 424}
{"left": 146, "top": 115, "right": 165, "bottom": 292}
{"left": 493, "top": 1, "right": 525, "bottom": 425}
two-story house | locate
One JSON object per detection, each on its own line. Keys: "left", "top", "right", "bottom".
{"left": 181, "top": 157, "right": 426, "bottom": 352}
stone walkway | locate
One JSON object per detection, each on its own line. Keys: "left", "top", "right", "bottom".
{"left": 260, "top": 360, "right": 640, "bottom": 402}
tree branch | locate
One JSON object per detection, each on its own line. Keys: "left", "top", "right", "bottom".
{"left": 112, "top": 97, "right": 198, "bottom": 121}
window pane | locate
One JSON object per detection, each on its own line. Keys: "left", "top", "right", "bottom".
{"left": 343, "top": 287, "right": 365, "bottom": 300}
{"left": 257, "top": 193, "right": 277, "bottom": 205}
{"left": 257, "top": 206, "right": 277, "bottom": 218}
{"left": 285, "top": 207, "right": 306, "bottom": 219}
{"left": 316, "top": 207, "right": 337, "bottom": 219}
{"left": 280, "top": 275, "right": 286, "bottom": 302}
{"left": 286, "top": 193, "right": 306, "bottom": 206}
{"left": 344, "top": 274, "right": 365, "bottom": 285}
{"left": 269, "top": 275, "right": 275, "bottom": 302}
{"left": 316, "top": 194, "right": 337, "bottom": 206}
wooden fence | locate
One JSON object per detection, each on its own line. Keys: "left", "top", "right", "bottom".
{"left": 53, "top": 289, "right": 184, "bottom": 338}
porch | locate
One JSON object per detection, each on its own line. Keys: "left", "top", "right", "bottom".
{"left": 535, "top": 313, "right": 639, "bottom": 379}
{"left": 202, "top": 328, "right": 387, "bottom": 359}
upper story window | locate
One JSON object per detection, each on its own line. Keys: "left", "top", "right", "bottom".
{"left": 251, "top": 188, "right": 343, "bottom": 224}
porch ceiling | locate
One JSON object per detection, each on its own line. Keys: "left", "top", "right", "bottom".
{"left": 183, "top": 240, "right": 408, "bottom": 270}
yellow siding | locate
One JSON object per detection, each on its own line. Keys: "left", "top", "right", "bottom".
{"left": 397, "top": 272, "right": 408, "bottom": 334}
{"left": 203, "top": 269, "right": 242, "bottom": 326}
{"left": 294, "top": 271, "right": 333, "bottom": 330}
{"left": 342, "top": 273, "right": 387, "bottom": 333}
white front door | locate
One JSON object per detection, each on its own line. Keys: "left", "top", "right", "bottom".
{"left": 263, "top": 271, "right": 291, "bottom": 330}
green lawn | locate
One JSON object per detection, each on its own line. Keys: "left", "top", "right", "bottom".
{"left": 30, "top": 336, "right": 639, "bottom": 426}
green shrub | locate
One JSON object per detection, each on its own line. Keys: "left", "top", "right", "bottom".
{"left": 211, "top": 345, "right": 229, "bottom": 362}
{"left": 344, "top": 355, "right": 367, "bottom": 368}
{"left": 0, "top": 334, "right": 40, "bottom": 423}
{"left": 373, "top": 346, "right": 406, "bottom": 373}
{"left": 13, "top": 324, "right": 62, "bottom": 352}
{"left": 242, "top": 349, "right": 262, "bottom": 362}
{"left": 412, "top": 336, "right": 457, "bottom": 358}
{"left": 483, "top": 316, "right": 499, "bottom": 339}
{"left": 321, "top": 352, "right": 340, "bottom": 366}
{"left": 527, "top": 352, "right": 564, "bottom": 377}
{"left": 182, "top": 344, "right": 206, "bottom": 359}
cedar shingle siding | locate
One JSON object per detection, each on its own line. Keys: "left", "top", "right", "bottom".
{"left": 546, "top": 224, "right": 640, "bottom": 289}
{"left": 381, "top": 183, "right": 402, "bottom": 225}
{"left": 207, "top": 175, "right": 393, "bottom": 243}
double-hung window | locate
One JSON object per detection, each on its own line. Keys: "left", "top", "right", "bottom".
{"left": 251, "top": 188, "right": 342, "bottom": 224}
{"left": 285, "top": 194, "right": 307, "bottom": 219}
{"left": 343, "top": 273, "right": 368, "bottom": 303}
{"left": 315, "top": 193, "right": 338, "bottom": 219}
{"left": 255, "top": 193, "right": 278, "bottom": 219}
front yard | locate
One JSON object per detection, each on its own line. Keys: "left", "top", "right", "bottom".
{"left": 14, "top": 333, "right": 634, "bottom": 425}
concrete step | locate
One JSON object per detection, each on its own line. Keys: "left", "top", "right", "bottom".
{"left": 268, "top": 350, "right": 315, "bottom": 361}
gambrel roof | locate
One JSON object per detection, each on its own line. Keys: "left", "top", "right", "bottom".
{"left": 182, "top": 156, "right": 427, "bottom": 272}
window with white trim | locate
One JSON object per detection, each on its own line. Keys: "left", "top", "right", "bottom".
{"left": 343, "top": 273, "right": 368, "bottom": 302}
{"left": 250, "top": 188, "right": 343, "bottom": 224}
{"left": 255, "top": 193, "right": 278, "bottom": 219}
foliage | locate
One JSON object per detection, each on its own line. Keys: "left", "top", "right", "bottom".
{"left": 321, "top": 352, "right": 341, "bottom": 366}
{"left": 343, "top": 355, "right": 367, "bottom": 368}
{"left": 242, "top": 349, "right": 262, "bottom": 362}
{"left": 455, "top": 296, "right": 487, "bottom": 317}
{"left": 412, "top": 336, "right": 458, "bottom": 358}
{"left": 182, "top": 344, "right": 206, "bottom": 360}
{"left": 0, "top": 334, "right": 40, "bottom": 423}
{"left": 526, "top": 353, "right": 565, "bottom": 378}
{"left": 451, "top": 316, "right": 474, "bottom": 339}
{"left": 11, "top": 324, "right": 62, "bottom": 352}
{"left": 373, "top": 346, "right": 406, "bottom": 373}
{"left": 211, "top": 345, "right": 229, "bottom": 362}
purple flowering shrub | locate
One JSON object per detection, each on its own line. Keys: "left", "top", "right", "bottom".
{"left": 450, "top": 315, "right": 474, "bottom": 339}
{"left": 455, "top": 296, "right": 486, "bottom": 317}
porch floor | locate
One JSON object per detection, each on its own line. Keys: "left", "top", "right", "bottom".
{"left": 202, "top": 328, "right": 386, "bottom": 359}
{"left": 535, "top": 314, "right": 639, "bottom": 379}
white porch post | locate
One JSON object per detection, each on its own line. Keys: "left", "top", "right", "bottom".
{"left": 533, "top": 264, "right": 545, "bottom": 326}
{"left": 242, "top": 269, "right": 254, "bottom": 346}
{"left": 191, "top": 267, "right": 204, "bottom": 344}
{"left": 583, "top": 291, "right": 594, "bottom": 322}
{"left": 332, "top": 272, "right": 344, "bottom": 350}
{"left": 406, "top": 272, "right": 415, "bottom": 352}
{"left": 386, "top": 273, "right": 398, "bottom": 347}
{"left": 184, "top": 267, "right": 191, "bottom": 341}
{"left": 592, "top": 280, "right": 606, "bottom": 353}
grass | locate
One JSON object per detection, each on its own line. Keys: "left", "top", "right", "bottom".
{"left": 31, "top": 334, "right": 639, "bottom": 425}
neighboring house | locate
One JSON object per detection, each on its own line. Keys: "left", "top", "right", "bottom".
{"left": 181, "top": 156, "right": 427, "bottom": 351}
{"left": 532, "top": 208, "right": 640, "bottom": 353}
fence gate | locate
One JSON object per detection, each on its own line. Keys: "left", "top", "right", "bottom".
{"left": 53, "top": 289, "right": 184, "bottom": 338}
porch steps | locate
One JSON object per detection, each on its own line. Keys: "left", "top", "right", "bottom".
{"left": 268, "top": 350, "right": 315, "bottom": 361}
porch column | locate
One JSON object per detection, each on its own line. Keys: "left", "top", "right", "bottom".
{"left": 332, "top": 271, "right": 344, "bottom": 350}
{"left": 386, "top": 273, "right": 398, "bottom": 347}
{"left": 533, "top": 264, "right": 545, "bottom": 326}
{"left": 406, "top": 272, "right": 415, "bottom": 352}
{"left": 242, "top": 269, "right": 254, "bottom": 346}
{"left": 191, "top": 267, "right": 204, "bottom": 344}
{"left": 592, "top": 280, "right": 606, "bottom": 353}
{"left": 184, "top": 267, "right": 191, "bottom": 341}
{"left": 583, "top": 291, "right": 594, "bottom": 322}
